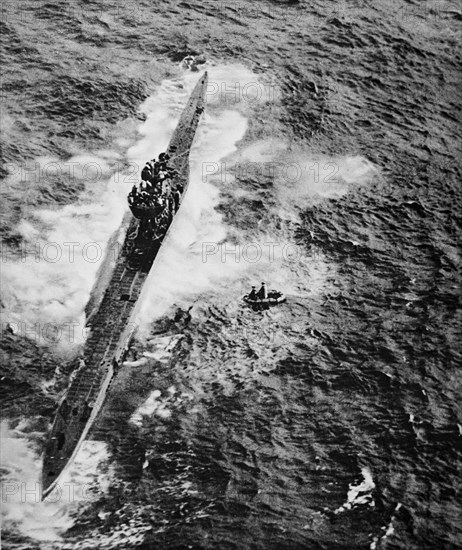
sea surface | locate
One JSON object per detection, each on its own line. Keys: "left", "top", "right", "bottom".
{"left": 1, "top": 1, "right": 461, "bottom": 549}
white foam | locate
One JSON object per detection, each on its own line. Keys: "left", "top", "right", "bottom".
{"left": 0, "top": 421, "right": 69, "bottom": 541}
{"left": 274, "top": 152, "right": 377, "bottom": 214}
{"left": 130, "top": 389, "right": 171, "bottom": 426}
{"left": 370, "top": 502, "right": 402, "bottom": 549}
{"left": 133, "top": 76, "right": 253, "bottom": 333}
{"left": 122, "top": 357, "right": 148, "bottom": 367}
{"left": 142, "top": 334, "right": 183, "bottom": 362}
{"left": 335, "top": 466, "right": 376, "bottom": 514}
{"left": 1, "top": 162, "right": 133, "bottom": 354}
{"left": 212, "top": 140, "right": 378, "bottom": 224}
{"left": 1, "top": 419, "right": 112, "bottom": 541}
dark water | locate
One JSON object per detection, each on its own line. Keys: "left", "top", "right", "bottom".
{"left": 1, "top": 1, "right": 461, "bottom": 549}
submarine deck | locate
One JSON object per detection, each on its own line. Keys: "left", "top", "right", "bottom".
{"left": 41, "top": 72, "right": 208, "bottom": 497}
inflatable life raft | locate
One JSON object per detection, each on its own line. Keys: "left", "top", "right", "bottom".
{"left": 243, "top": 290, "right": 286, "bottom": 306}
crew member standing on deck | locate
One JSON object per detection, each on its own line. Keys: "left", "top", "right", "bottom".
{"left": 141, "top": 162, "right": 152, "bottom": 182}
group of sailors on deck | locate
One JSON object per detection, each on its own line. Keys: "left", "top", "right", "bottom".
{"left": 127, "top": 152, "right": 179, "bottom": 210}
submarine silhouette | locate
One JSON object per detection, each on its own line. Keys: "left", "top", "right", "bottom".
{"left": 41, "top": 72, "right": 208, "bottom": 499}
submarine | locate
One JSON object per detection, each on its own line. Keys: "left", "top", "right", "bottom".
{"left": 41, "top": 72, "right": 208, "bottom": 499}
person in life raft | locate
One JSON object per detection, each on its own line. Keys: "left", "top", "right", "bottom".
{"left": 248, "top": 282, "right": 268, "bottom": 301}
{"left": 258, "top": 282, "right": 268, "bottom": 299}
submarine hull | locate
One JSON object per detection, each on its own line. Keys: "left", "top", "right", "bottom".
{"left": 41, "top": 72, "right": 208, "bottom": 498}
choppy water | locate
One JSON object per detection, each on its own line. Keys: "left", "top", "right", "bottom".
{"left": 1, "top": 1, "right": 461, "bottom": 549}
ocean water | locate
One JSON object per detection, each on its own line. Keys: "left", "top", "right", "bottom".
{"left": 1, "top": 1, "right": 461, "bottom": 549}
